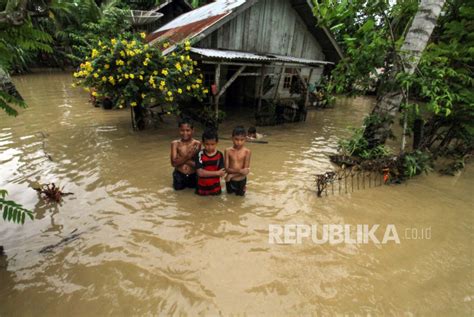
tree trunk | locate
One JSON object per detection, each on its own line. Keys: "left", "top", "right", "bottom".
{"left": 0, "top": 0, "right": 28, "bottom": 25}
{"left": 133, "top": 104, "right": 146, "bottom": 130}
{"left": 363, "top": 0, "right": 446, "bottom": 148}
{"left": 0, "top": 67, "right": 23, "bottom": 100}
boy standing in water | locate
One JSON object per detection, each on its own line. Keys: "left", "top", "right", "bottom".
{"left": 170, "top": 119, "right": 201, "bottom": 190}
{"left": 195, "top": 130, "right": 226, "bottom": 195}
{"left": 225, "top": 126, "right": 251, "bottom": 196}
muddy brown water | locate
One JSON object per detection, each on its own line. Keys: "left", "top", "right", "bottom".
{"left": 0, "top": 72, "right": 472, "bottom": 316}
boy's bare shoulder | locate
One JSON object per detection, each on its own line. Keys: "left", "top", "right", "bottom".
{"left": 243, "top": 146, "right": 251, "bottom": 154}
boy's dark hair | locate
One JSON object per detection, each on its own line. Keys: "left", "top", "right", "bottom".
{"left": 178, "top": 118, "right": 193, "bottom": 129}
{"left": 232, "top": 125, "right": 246, "bottom": 137}
{"left": 202, "top": 129, "right": 218, "bottom": 142}
{"left": 248, "top": 126, "right": 257, "bottom": 134}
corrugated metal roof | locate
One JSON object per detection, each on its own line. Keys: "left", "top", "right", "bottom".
{"left": 190, "top": 47, "right": 334, "bottom": 66}
{"left": 145, "top": 0, "right": 342, "bottom": 62}
{"left": 271, "top": 54, "right": 334, "bottom": 66}
{"left": 146, "top": 0, "right": 247, "bottom": 46}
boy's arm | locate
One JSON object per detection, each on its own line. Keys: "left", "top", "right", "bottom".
{"left": 170, "top": 142, "right": 182, "bottom": 167}
{"left": 196, "top": 168, "right": 225, "bottom": 177}
{"left": 224, "top": 148, "right": 230, "bottom": 170}
{"left": 171, "top": 142, "right": 196, "bottom": 167}
{"left": 240, "top": 150, "right": 252, "bottom": 176}
{"left": 184, "top": 141, "right": 201, "bottom": 167}
{"left": 244, "top": 149, "right": 251, "bottom": 168}
{"left": 196, "top": 151, "right": 225, "bottom": 177}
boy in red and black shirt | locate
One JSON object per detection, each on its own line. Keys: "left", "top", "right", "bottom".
{"left": 195, "top": 129, "right": 225, "bottom": 195}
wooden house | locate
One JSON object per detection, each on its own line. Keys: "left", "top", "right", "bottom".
{"left": 146, "top": 0, "right": 343, "bottom": 122}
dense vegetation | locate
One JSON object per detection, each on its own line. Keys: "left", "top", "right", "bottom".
{"left": 314, "top": 0, "right": 473, "bottom": 177}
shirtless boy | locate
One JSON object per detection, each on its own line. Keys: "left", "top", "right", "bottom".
{"left": 170, "top": 119, "right": 201, "bottom": 190}
{"left": 225, "top": 126, "right": 251, "bottom": 196}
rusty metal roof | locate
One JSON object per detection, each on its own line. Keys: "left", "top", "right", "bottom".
{"left": 146, "top": 0, "right": 248, "bottom": 47}
{"left": 190, "top": 48, "right": 334, "bottom": 66}
{"left": 145, "top": 0, "right": 342, "bottom": 62}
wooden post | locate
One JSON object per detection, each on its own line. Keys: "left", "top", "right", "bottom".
{"left": 304, "top": 68, "right": 314, "bottom": 108}
{"left": 273, "top": 63, "right": 285, "bottom": 102}
{"left": 214, "top": 63, "right": 221, "bottom": 122}
{"left": 217, "top": 65, "right": 246, "bottom": 98}
{"left": 295, "top": 68, "right": 308, "bottom": 90}
{"left": 257, "top": 64, "right": 265, "bottom": 113}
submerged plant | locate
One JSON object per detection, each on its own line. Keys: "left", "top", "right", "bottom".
{"left": 403, "top": 151, "right": 433, "bottom": 178}
{"left": 33, "top": 183, "right": 73, "bottom": 203}
{"left": 338, "top": 127, "right": 391, "bottom": 160}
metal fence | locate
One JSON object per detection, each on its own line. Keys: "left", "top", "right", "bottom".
{"left": 315, "top": 168, "right": 390, "bottom": 197}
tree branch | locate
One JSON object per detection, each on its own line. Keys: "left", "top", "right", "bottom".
{"left": 0, "top": 0, "right": 29, "bottom": 25}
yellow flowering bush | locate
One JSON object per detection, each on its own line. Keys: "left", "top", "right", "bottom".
{"left": 73, "top": 33, "right": 207, "bottom": 111}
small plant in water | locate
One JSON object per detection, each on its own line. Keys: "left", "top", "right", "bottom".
{"left": 338, "top": 127, "right": 391, "bottom": 160}
{"left": 403, "top": 151, "right": 433, "bottom": 178}
{"left": 33, "top": 183, "right": 73, "bottom": 203}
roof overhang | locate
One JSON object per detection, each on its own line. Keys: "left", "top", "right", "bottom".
{"left": 190, "top": 47, "right": 334, "bottom": 66}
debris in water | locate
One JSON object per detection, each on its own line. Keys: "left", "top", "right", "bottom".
{"left": 32, "top": 183, "right": 73, "bottom": 203}
{"left": 39, "top": 229, "right": 81, "bottom": 253}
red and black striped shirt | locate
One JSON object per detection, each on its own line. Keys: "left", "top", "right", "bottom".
{"left": 195, "top": 150, "right": 224, "bottom": 195}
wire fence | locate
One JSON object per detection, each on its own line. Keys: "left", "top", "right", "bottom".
{"left": 315, "top": 168, "right": 390, "bottom": 197}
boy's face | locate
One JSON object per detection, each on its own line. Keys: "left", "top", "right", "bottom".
{"left": 232, "top": 134, "right": 246, "bottom": 149}
{"left": 179, "top": 124, "right": 193, "bottom": 141}
{"left": 203, "top": 139, "right": 218, "bottom": 154}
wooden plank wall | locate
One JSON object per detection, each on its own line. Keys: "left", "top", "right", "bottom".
{"left": 197, "top": 0, "right": 325, "bottom": 60}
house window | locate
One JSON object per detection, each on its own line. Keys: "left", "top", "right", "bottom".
{"left": 282, "top": 68, "right": 300, "bottom": 90}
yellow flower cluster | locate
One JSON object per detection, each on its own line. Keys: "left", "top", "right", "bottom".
{"left": 73, "top": 61, "right": 93, "bottom": 77}
{"left": 73, "top": 34, "right": 210, "bottom": 108}
{"left": 149, "top": 76, "right": 156, "bottom": 88}
{"left": 185, "top": 40, "right": 191, "bottom": 51}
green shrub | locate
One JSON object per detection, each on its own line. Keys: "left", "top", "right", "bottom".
{"left": 403, "top": 151, "right": 433, "bottom": 177}
{"left": 339, "top": 128, "right": 391, "bottom": 159}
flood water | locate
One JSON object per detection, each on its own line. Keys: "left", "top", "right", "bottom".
{"left": 0, "top": 72, "right": 472, "bottom": 316}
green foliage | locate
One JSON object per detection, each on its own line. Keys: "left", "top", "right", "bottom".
{"left": 315, "top": 0, "right": 472, "bottom": 118}
{"left": 440, "top": 158, "right": 466, "bottom": 175}
{"left": 399, "top": 1, "right": 473, "bottom": 116}
{"left": 317, "top": 0, "right": 472, "bottom": 168}
{"left": 64, "top": 7, "right": 131, "bottom": 65}
{"left": 403, "top": 151, "right": 433, "bottom": 177}
{"left": 0, "top": 190, "right": 34, "bottom": 225}
{"left": 0, "top": 90, "right": 27, "bottom": 117}
{"left": 313, "top": 0, "right": 418, "bottom": 95}
{"left": 0, "top": 19, "right": 53, "bottom": 72}
{"left": 338, "top": 127, "right": 391, "bottom": 160}
{"left": 33, "top": 0, "right": 132, "bottom": 67}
